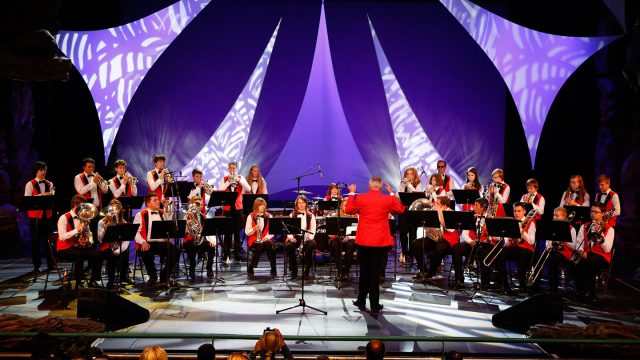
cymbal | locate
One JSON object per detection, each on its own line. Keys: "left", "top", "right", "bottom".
{"left": 342, "top": 193, "right": 357, "bottom": 197}
{"left": 312, "top": 196, "right": 324, "bottom": 200}
{"left": 294, "top": 189, "right": 313, "bottom": 194}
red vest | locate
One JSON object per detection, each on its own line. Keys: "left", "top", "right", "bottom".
{"left": 135, "top": 209, "right": 164, "bottom": 250}
{"left": 247, "top": 213, "right": 270, "bottom": 247}
{"left": 597, "top": 191, "right": 618, "bottom": 227}
{"left": 27, "top": 179, "right": 53, "bottom": 219}
{"left": 442, "top": 229, "right": 459, "bottom": 247}
{"left": 112, "top": 176, "right": 132, "bottom": 198}
{"left": 148, "top": 170, "right": 166, "bottom": 201}
{"left": 98, "top": 218, "right": 111, "bottom": 252}
{"left": 57, "top": 213, "right": 77, "bottom": 251}
{"left": 443, "top": 174, "right": 451, "bottom": 192}
{"left": 583, "top": 222, "right": 612, "bottom": 263}
{"left": 516, "top": 219, "right": 535, "bottom": 252}
{"left": 78, "top": 173, "right": 103, "bottom": 208}
{"left": 223, "top": 175, "right": 244, "bottom": 211}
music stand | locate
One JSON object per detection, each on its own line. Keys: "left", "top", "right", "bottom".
{"left": 273, "top": 217, "right": 326, "bottom": 315}
{"left": 208, "top": 191, "right": 239, "bottom": 215}
{"left": 149, "top": 220, "right": 194, "bottom": 290}
{"left": 452, "top": 190, "right": 480, "bottom": 210}
{"left": 117, "top": 196, "right": 144, "bottom": 221}
{"left": 323, "top": 216, "right": 358, "bottom": 287}
{"left": 535, "top": 220, "right": 573, "bottom": 243}
{"left": 176, "top": 181, "right": 196, "bottom": 204}
{"left": 102, "top": 224, "right": 140, "bottom": 292}
{"left": 406, "top": 210, "right": 441, "bottom": 282}
{"left": 202, "top": 217, "right": 233, "bottom": 288}
{"left": 399, "top": 192, "right": 426, "bottom": 207}
{"left": 270, "top": 217, "right": 301, "bottom": 281}
{"left": 442, "top": 210, "right": 477, "bottom": 289}
{"left": 20, "top": 195, "right": 57, "bottom": 281}
{"left": 243, "top": 194, "right": 269, "bottom": 215}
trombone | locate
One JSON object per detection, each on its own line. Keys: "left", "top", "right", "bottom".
{"left": 527, "top": 211, "right": 576, "bottom": 285}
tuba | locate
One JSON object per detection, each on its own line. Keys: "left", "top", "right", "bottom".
{"left": 409, "top": 198, "right": 441, "bottom": 240}
{"left": 185, "top": 196, "right": 204, "bottom": 245}
{"left": 75, "top": 203, "right": 98, "bottom": 248}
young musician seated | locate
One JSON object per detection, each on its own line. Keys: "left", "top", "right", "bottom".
{"left": 56, "top": 195, "right": 102, "bottom": 288}
{"left": 544, "top": 207, "right": 576, "bottom": 295}
{"left": 285, "top": 195, "right": 316, "bottom": 280}
{"left": 323, "top": 183, "right": 343, "bottom": 217}
{"left": 184, "top": 169, "right": 216, "bottom": 281}
{"left": 425, "top": 174, "right": 447, "bottom": 205}
{"left": 501, "top": 202, "right": 536, "bottom": 293}
{"left": 133, "top": 193, "right": 179, "bottom": 285}
{"left": 412, "top": 196, "right": 458, "bottom": 281}
{"left": 560, "top": 174, "right": 590, "bottom": 207}
{"left": 595, "top": 174, "right": 620, "bottom": 227}
{"left": 452, "top": 198, "right": 489, "bottom": 290}
{"left": 245, "top": 197, "right": 276, "bottom": 278}
{"left": 25, "top": 161, "right": 55, "bottom": 273}
{"left": 109, "top": 159, "right": 138, "bottom": 199}
{"left": 573, "top": 204, "right": 615, "bottom": 302}
{"left": 521, "top": 178, "right": 545, "bottom": 219}
{"left": 97, "top": 199, "right": 133, "bottom": 288}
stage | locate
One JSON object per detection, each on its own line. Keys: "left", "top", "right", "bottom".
{"left": 1, "top": 253, "right": 639, "bottom": 358}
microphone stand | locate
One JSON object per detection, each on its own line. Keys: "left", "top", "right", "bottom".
{"left": 291, "top": 167, "right": 322, "bottom": 195}
{"left": 276, "top": 220, "right": 326, "bottom": 315}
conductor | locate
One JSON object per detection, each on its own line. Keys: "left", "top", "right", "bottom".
{"left": 346, "top": 176, "right": 405, "bottom": 312}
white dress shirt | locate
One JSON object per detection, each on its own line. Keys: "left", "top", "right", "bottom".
{"left": 74, "top": 172, "right": 108, "bottom": 207}
{"left": 109, "top": 175, "right": 138, "bottom": 198}
{"left": 134, "top": 210, "right": 167, "bottom": 244}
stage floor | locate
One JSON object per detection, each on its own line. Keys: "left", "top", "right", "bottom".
{"left": 1, "top": 255, "right": 639, "bottom": 357}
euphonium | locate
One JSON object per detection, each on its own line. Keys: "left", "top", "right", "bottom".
{"left": 75, "top": 203, "right": 98, "bottom": 248}
{"left": 185, "top": 196, "right": 204, "bottom": 245}
{"left": 100, "top": 203, "right": 129, "bottom": 254}
{"left": 162, "top": 199, "right": 174, "bottom": 220}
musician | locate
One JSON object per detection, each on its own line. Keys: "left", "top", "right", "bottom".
{"left": 74, "top": 157, "right": 108, "bottom": 208}
{"left": 183, "top": 195, "right": 216, "bottom": 281}
{"left": 346, "top": 177, "right": 405, "bottom": 312}
{"left": 436, "top": 160, "right": 455, "bottom": 197}
{"left": 325, "top": 183, "right": 342, "bottom": 201}
{"left": 219, "top": 161, "right": 251, "bottom": 263}
{"left": 285, "top": 195, "right": 316, "bottom": 279}
{"left": 595, "top": 174, "right": 620, "bottom": 227}
{"left": 487, "top": 168, "right": 510, "bottom": 218}
{"left": 452, "top": 198, "right": 489, "bottom": 289}
{"left": 24, "top": 161, "right": 55, "bottom": 273}
{"left": 573, "top": 204, "right": 615, "bottom": 302}
{"left": 501, "top": 202, "right": 536, "bottom": 292}
{"left": 188, "top": 169, "right": 214, "bottom": 215}
{"left": 133, "top": 193, "right": 179, "bottom": 285}
{"left": 398, "top": 167, "right": 422, "bottom": 264}
{"left": 425, "top": 173, "right": 447, "bottom": 204}
{"left": 56, "top": 195, "right": 102, "bottom": 288}
{"left": 245, "top": 197, "right": 276, "bottom": 278}
{"left": 109, "top": 159, "right": 137, "bottom": 199}
{"left": 520, "top": 178, "right": 545, "bottom": 218}
{"left": 97, "top": 199, "right": 132, "bottom": 288}
{"left": 461, "top": 167, "right": 483, "bottom": 211}
{"left": 245, "top": 164, "right": 268, "bottom": 194}
{"left": 559, "top": 175, "right": 590, "bottom": 207}
{"left": 544, "top": 207, "right": 576, "bottom": 294}
{"left": 146, "top": 154, "right": 168, "bottom": 202}
{"left": 413, "top": 196, "right": 459, "bottom": 281}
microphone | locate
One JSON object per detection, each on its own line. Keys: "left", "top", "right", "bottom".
{"left": 317, "top": 163, "right": 323, "bottom": 178}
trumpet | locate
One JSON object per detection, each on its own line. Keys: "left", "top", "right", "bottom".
{"left": 463, "top": 181, "right": 475, "bottom": 190}
{"left": 161, "top": 168, "right": 175, "bottom": 183}
{"left": 199, "top": 179, "right": 214, "bottom": 192}
{"left": 124, "top": 172, "right": 139, "bottom": 185}
{"left": 229, "top": 171, "right": 238, "bottom": 187}
{"left": 92, "top": 172, "right": 109, "bottom": 188}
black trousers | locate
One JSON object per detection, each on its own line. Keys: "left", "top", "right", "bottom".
{"left": 99, "top": 248, "right": 129, "bottom": 283}
{"left": 502, "top": 246, "right": 534, "bottom": 289}
{"left": 223, "top": 209, "right": 243, "bottom": 260}
{"left": 249, "top": 241, "right": 276, "bottom": 271}
{"left": 398, "top": 213, "right": 415, "bottom": 256}
{"left": 546, "top": 252, "right": 571, "bottom": 293}
{"left": 573, "top": 252, "right": 608, "bottom": 297}
{"left": 184, "top": 240, "right": 215, "bottom": 275}
{"left": 29, "top": 217, "right": 53, "bottom": 270}
{"left": 451, "top": 242, "right": 473, "bottom": 283}
{"left": 356, "top": 245, "right": 386, "bottom": 307}
{"left": 57, "top": 246, "right": 101, "bottom": 283}
{"left": 329, "top": 238, "right": 356, "bottom": 274}
{"left": 412, "top": 237, "right": 451, "bottom": 276}
{"left": 285, "top": 239, "right": 315, "bottom": 275}
{"left": 138, "top": 241, "right": 179, "bottom": 282}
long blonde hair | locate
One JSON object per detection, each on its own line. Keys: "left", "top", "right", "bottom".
{"left": 403, "top": 167, "right": 421, "bottom": 187}
{"left": 247, "top": 164, "right": 266, "bottom": 194}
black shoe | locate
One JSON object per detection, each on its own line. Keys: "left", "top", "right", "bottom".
{"left": 189, "top": 271, "right": 196, "bottom": 281}
{"left": 352, "top": 299, "right": 366, "bottom": 308}
{"left": 106, "top": 281, "right": 114, "bottom": 289}
{"left": 120, "top": 277, "right": 135, "bottom": 285}
{"left": 412, "top": 272, "right": 426, "bottom": 281}
{"left": 247, "top": 266, "right": 254, "bottom": 276}
{"left": 290, "top": 272, "right": 298, "bottom": 280}
{"left": 207, "top": 269, "right": 213, "bottom": 279}
{"left": 146, "top": 278, "right": 157, "bottom": 286}
{"left": 270, "top": 268, "right": 277, "bottom": 277}
{"left": 87, "top": 280, "right": 101, "bottom": 288}
{"left": 370, "top": 304, "right": 384, "bottom": 313}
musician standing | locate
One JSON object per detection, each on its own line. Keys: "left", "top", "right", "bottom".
{"left": 245, "top": 197, "right": 276, "bottom": 278}
{"left": 398, "top": 167, "right": 422, "bottom": 264}
{"left": 219, "top": 161, "right": 251, "bottom": 263}
{"left": 285, "top": 195, "right": 316, "bottom": 280}
{"left": 146, "top": 154, "right": 168, "bottom": 202}
{"left": 461, "top": 167, "right": 483, "bottom": 211}
{"left": 595, "top": 174, "right": 621, "bottom": 227}
{"left": 56, "top": 195, "right": 102, "bottom": 288}
{"left": 97, "top": 199, "right": 132, "bottom": 288}
{"left": 559, "top": 175, "right": 590, "bottom": 207}
{"left": 573, "top": 204, "right": 615, "bottom": 302}
{"left": 133, "top": 193, "right": 178, "bottom": 285}
{"left": 245, "top": 164, "right": 268, "bottom": 194}
{"left": 346, "top": 177, "right": 405, "bottom": 312}
{"left": 452, "top": 198, "right": 489, "bottom": 290}
{"left": 544, "top": 207, "right": 576, "bottom": 294}
{"left": 24, "top": 161, "right": 55, "bottom": 273}
{"left": 520, "top": 178, "right": 545, "bottom": 219}
{"left": 109, "top": 159, "right": 137, "bottom": 198}
{"left": 74, "top": 157, "right": 108, "bottom": 208}
{"left": 436, "top": 160, "right": 455, "bottom": 198}
{"left": 184, "top": 169, "right": 216, "bottom": 281}
{"left": 488, "top": 168, "right": 510, "bottom": 218}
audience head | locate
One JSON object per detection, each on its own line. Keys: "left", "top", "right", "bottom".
{"left": 365, "top": 339, "right": 385, "bottom": 360}
{"left": 197, "top": 343, "right": 216, "bottom": 360}
{"left": 140, "top": 346, "right": 168, "bottom": 360}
